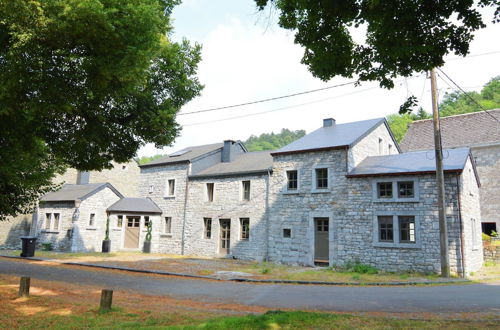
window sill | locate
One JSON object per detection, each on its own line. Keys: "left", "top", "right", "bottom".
{"left": 373, "top": 198, "right": 419, "bottom": 203}
{"left": 163, "top": 195, "right": 176, "bottom": 199}
{"left": 160, "top": 234, "right": 172, "bottom": 238}
{"left": 311, "top": 189, "right": 330, "bottom": 194}
{"left": 41, "top": 230, "right": 60, "bottom": 234}
{"left": 112, "top": 228, "right": 122, "bottom": 231}
{"left": 283, "top": 191, "right": 300, "bottom": 195}
{"left": 373, "top": 242, "right": 421, "bottom": 249}
{"left": 86, "top": 227, "right": 98, "bottom": 231}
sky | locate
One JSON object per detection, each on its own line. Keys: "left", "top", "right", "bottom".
{"left": 137, "top": 1, "right": 500, "bottom": 157}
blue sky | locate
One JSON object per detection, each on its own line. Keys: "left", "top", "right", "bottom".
{"left": 138, "top": 1, "right": 500, "bottom": 157}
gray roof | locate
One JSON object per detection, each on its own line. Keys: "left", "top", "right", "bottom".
{"left": 140, "top": 143, "right": 224, "bottom": 167}
{"left": 107, "top": 198, "right": 162, "bottom": 214}
{"left": 190, "top": 151, "right": 273, "bottom": 178}
{"left": 272, "top": 118, "right": 389, "bottom": 155}
{"left": 40, "top": 183, "right": 123, "bottom": 202}
{"left": 400, "top": 109, "right": 500, "bottom": 152}
{"left": 347, "top": 148, "right": 471, "bottom": 177}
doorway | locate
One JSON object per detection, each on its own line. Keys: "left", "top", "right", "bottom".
{"left": 314, "top": 217, "right": 329, "bottom": 264}
{"left": 219, "top": 219, "right": 231, "bottom": 255}
{"left": 124, "top": 216, "right": 140, "bottom": 249}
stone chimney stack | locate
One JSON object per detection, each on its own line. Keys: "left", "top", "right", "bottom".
{"left": 222, "top": 140, "right": 236, "bottom": 163}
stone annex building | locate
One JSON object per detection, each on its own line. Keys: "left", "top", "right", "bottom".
{"left": 12, "top": 117, "right": 486, "bottom": 275}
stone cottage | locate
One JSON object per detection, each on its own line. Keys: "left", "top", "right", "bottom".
{"left": 400, "top": 109, "right": 500, "bottom": 235}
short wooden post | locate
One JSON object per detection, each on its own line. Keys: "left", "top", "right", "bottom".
{"left": 99, "top": 289, "right": 113, "bottom": 312}
{"left": 19, "top": 276, "right": 30, "bottom": 297}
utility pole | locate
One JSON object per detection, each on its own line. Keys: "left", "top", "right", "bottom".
{"left": 430, "top": 68, "right": 450, "bottom": 277}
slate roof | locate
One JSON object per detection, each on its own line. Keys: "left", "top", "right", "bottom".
{"left": 40, "top": 183, "right": 123, "bottom": 202}
{"left": 400, "top": 109, "right": 500, "bottom": 152}
{"left": 107, "top": 198, "right": 162, "bottom": 214}
{"left": 272, "top": 118, "right": 393, "bottom": 155}
{"left": 347, "top": 148, "right": 471, "bottom": 177}
{"left": 140, "top": 143, "right": 224, "bottom": 167}
{"left": 190, "top": 151, "right": 273, "bottom": 178}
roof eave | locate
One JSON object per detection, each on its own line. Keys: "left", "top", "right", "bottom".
{"left": 346, "top": 169, "right": 463, "bottom": 178}
{"left": 189, "top": 168, "right": 272, "bottom": 179}
{"left": 271, "top": 145, "right": 348, "bottom": 157}
{"left": 139, "top": 159, "right": 190, "bottom": 168}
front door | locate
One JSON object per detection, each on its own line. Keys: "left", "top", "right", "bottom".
{"left": 314, "top": 217, "right": 329, "bottom": 263}
{"left": 219, "top": 219, "right": 231, "bottom": 255}
{"left": 124, "top": 216, "right": 140, "bottom": 249}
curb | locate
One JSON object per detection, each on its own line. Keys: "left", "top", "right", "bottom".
{"left": 0, "top": 255, "right": 471, "bottom": 286}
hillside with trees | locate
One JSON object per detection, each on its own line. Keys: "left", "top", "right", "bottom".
{"left": 388, "top": 76, "right": 500, "bottom": 142}
{"left": 244, "top": 129, "right": 306, "bottom": 152}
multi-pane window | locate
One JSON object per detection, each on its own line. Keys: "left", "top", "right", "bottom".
{"left": 204, "top": 218, "right": 212, "bottom": 239}
{"left": 144, "top": 216, "right": 150, "bottom": 228}
{"left": 316, "top": 219, "right": 329, "bottom": 232}
{"left": 117, "top": 215, "right": 123, "bottom": 228}
{"left": 164, "top": 217, "right": 172, "bottom": 234}
{"left": 89, "top": 213, "right": 95, "bottom": 227}
{"left": 240, "top": 218, "right": 250, "bottom": 240}
{"left": 45, "top": 213, "right": 51, "bottom": 230}
{"left": 283, "top": 228, "right": 291, "bottom": 238}
{"left": 315, "top": 168, "right": 328, "bottom": 189}
{"left": 398, "top": 216, "right": 416, "bottom": 243}
{"left": 53, "top": 213, "right": 60, "bottom": 230}
{"left": 242, "top": 181, "right": 251, "bottom": 201}
{"left": 166, "top": 179, "right": 175, "bottom": 197}
{"left": 286, "top": 170, "right": 298, "bottom": 190}
{"left": 398, "top": 181, "right": 414, "bottom": 198}
{"left": 377, "top": 182, "right": 393, "bottom": 198}
{"left": 206, "top": 183, "right": 214, "bottom": 202}
{"left": 378, "top": 216, "right": 394, "bottom": 242}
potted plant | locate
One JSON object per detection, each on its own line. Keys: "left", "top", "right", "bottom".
{"left": 102, "top": 214, "right": 111, "bottom": 253}
{"left": 143, "top": 221, "right": 152, "bottom": 253}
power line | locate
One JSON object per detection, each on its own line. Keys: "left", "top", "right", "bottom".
{"left": 178, "top": 81, "right": 357, "bottom": 116}
{"left": 436, "top": 68, "right": 500, "bottom": 124}
{"left": 446, "top": 50, "right": 500, "bottom": 61}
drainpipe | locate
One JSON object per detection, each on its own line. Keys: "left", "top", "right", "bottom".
{"left": 264, "top": 169, "right": 271, "bottom": 261}
{"left": 180, "top": 163, "right": 191, "bottom": 255}
{"left": 456, "top": 175, "right": 466, "bottom": 278}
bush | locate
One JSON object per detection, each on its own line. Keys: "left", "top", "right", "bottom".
{"left": 483, "top": 233, "right": 492, "bottom": 241}
{"left": 343, "top": 261, "right": 378, "bottom": 274}
{"left": 41, "top": 243, "right": 52, "bottom": 251}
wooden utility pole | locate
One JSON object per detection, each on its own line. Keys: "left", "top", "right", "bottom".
{"left": 430, "top": 68, "right": 450, "bottom": 277}
{"left": 19, "top": 276, "right": 30, "bottom": 297}
{"left": 99, "top": 289, "right": 113, "bottom": 312}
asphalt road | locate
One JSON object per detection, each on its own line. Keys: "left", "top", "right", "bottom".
{"left": 1, "top": 258, "right": 499, "bottom": 313}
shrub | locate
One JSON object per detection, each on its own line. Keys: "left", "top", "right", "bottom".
{"left": 483, "top": 233, "right": 492, "bottom": 242}
{"left": 343, "top": 260, "right": 378, "bottom": 274}
{"left": 41, "top": 243, "right": 52, "bottom": 251}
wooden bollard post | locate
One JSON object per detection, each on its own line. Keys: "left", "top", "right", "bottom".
{"left": 99, "top": 289, "right": 113, "bottom": 312}
{"left": 19, "top": 276, "right": 30, "bottom": 297}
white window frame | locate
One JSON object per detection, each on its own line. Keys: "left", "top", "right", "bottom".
{"left": 53, "top": 213, "right": 61, "bottom": 231}
{"left": 241, "top": 180, "right": 251, "bottom": 201}
{"left": 164, "top": 178, "right": 176, "bottom": 198}
{"left": 284, "top": 168, "right": 300, "bottom": 194}
{"left": 372, "top": 212, "right": 421, "bottom": 248}
{"left": 312, "top": 165, "right": 330, "bottom": 193}
{"left": 116, "top": 215, "right": 124, "bottom": 229}
{"left": 239, "top": 218, "right": 250, "bottom": 241}
{"left": 163, "top": 216, "right": 172, "bottom": 235}
{"left": 372, "top": 177, "right": 419, "bottom": 202}
{"left": 378, "top": 137, "right": 384, "bottom": 155}
{"left": 88, "top": 213, "right": 96, "bottom": 227}
{"left": 204, "top": 182, "right": 215, "bottom": 202}
{"left": 44, "top": 213, "right": 52, "bottom": 230}
{"left": 148, "top": 184, "right": 154, "bottom": 194}
{"left": 203, "top": 217, "right": 212, "bottom": 239}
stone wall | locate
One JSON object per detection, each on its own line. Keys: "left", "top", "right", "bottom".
{"left": 0, "top": 215, "right": 31, "bottom": 249}
{"left": 472, "top": 144, "right": 500, "bottom": 229}
{"left": 36, "top": 202, "right": 75, "bottom": 251}
{"left": 483, "top": 244, "right": 500, "bottom": 263}
{"left": 184, "top": 174, "right": 269, "bottom": 260}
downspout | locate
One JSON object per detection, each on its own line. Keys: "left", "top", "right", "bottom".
{"left": 180, "top": 163, "right": 191, "bottom": 255}
{"left": 264, "top": 169, "right": 271, "bottom": 261}
{"left": 456, "top": 175, "right": 466, "bottom": 278}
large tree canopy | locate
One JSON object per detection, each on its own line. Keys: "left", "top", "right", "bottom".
{"left": 256, "top": 0, "right": 499, "bottom": 89}
{"left": 0, "top": 0, "right": 202, "bottom": 219}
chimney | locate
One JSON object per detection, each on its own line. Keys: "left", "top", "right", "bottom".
{"left": 222, "top": 140, "right": 236, "bottom": 163}
{"left": 76, "top": 171, "right": 90, "bottom": 185}
{"left": 323, "top": 118, "right": 335, "bottom": 127}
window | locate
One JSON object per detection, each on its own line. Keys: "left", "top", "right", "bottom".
{"left": 315, "top": 168, "right": 328, "bottom": 189}
{"left": 44, "top": 213, "right": 51, "bottom": 230}
{"left": 117, "top": 215, "right": 123, "bottom": 228}
{"left": 283, "top": 228, "right": 291, "bottom": 238}
{"left": 144, "top": 216, "right": 150, "bottom": 228}
{"left": 388, "top": 144, "right": 393, "bottom": 154}
{"left": 316, "top": 218, "right": 329, "bottom": 232}
{"left": 286, "top": 170, "right": 298, "bottom": 190}
{"left": 149, "top": 185, "right": 154, "bottom": 194}
{"left": 164, "top": 217, "right": 172, "bottom": 234}
{"left": 377, "top": 182, "right": 393, "bottom": 199}
{"left": 378, "top": 216, "right": 394, "bottom": 242}
{"left": 204, "top": 218, "right": 212, "bottom": 239}
{"left": 122, "top": 165, "right": 127, "bottom": 170}
{"left": 53, "top": 213, "right": 60, "bottom": 230}
{"left": 240, "top": 218, "right": 250, "bottom": 240}
{"left": 242, "top": 181, "right": 251, "bottom": 201}
{"left": 89, "top": 213, "right": 95, "bottom": 227}
{"left": 398, "top": 216, "right": 416, "bottom": 243}
{"left": 206, "top": 183, "right": 214, "bottom": 202}
{"left": 165, "top": 179, "right": 175, "bottom": 197}
{"left": 471, "top": 218, "right": 478, "bottom": 249}
{"left": 378, "top": 138, "right": 383, "bottom": 155}
{"left": 398, "top": 181, "right": 414, "bottom": 198}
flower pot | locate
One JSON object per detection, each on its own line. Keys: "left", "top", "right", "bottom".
{"left": 143, "top": 241, "right": 151, "bottom": 253}
{"left": 102, "top": 239, "right": 111, "bottom": 253}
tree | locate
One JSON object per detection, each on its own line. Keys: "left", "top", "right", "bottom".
{"left": 0, "top": 0, "right": 202, "bottom": 219}
{"left": 244, "top": 128, "right": 306, "bottom": 151}
{"left": 256, "top": 1, "right": 499, "bottom": 89}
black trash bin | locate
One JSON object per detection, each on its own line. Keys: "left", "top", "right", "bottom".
{"left": 20, "top": 236, "right": 37, "bottom": 257}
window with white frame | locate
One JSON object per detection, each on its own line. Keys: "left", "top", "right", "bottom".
{"left": 286, "top": 170, "right": 298, "bottom": 191}
{"left": 149, "top": 185, "right": 154, "bottom": 194}
{"left": 89, "top": 213, "right": 95, "bottom": 227}
{"left": 165, "top": 179, "right": 175, "bottom": 197}
{"left": 45, "top": 213, "right": 52, "bottom": 230}
{"left": 53, "top": 213, "right": 60, "bottom": 231}
{"left": 206, "top": 183, "right": 214, "bottom": 202}
{"left": 315, "top": 168, "right": 328, "bottom": 189}
{"left": 240, "top": 218, "right": 250, "bottom": 240}
{"left": 373, "top": 178, "right": 418, "bottom": 202}
{"left": 378, "top": 138, "right": 383, "bottom": 155}
{"left": 203, "top": 218, "right": 212, "bottom": 239}
{"left": 117, "top": 215, "right": 123, "bottom": 228}
{"left": 242, "top": 180, "right": 251, "bottom": 201}
{"left": 374, "top": 214, "right": 419, "bottom": 247}
{"left": 164, "top": 217, "right": 172, "bottom": 235}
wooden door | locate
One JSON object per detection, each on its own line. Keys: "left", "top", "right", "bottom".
{"left": 219, "top": 219, "right": 231, "bottom": 255}
{"left": 124, "top": 216, "right": 140, "bottom": 249}
{"left": 314, "top": 217, "right": 329, "bottom": 263}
